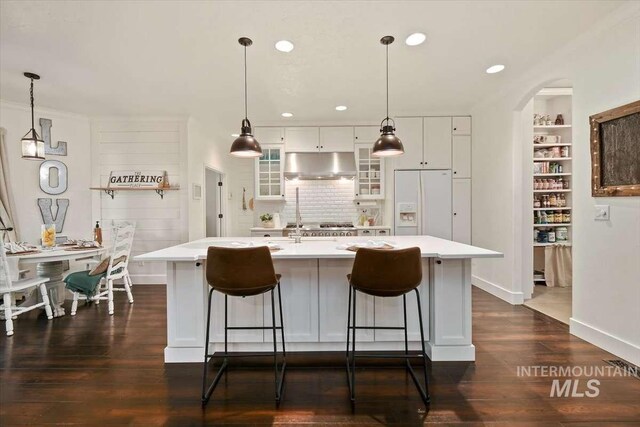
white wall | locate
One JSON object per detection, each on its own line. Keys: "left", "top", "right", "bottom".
{"left": 90, "top": 118, "right": 188, "bottom": 284}
{"left": 471, "top": 3, "right": 640, "bottom": 365}
{"left": 186, "top": 117, "right": 228, "bottom": 240}
{"left": 0, "top": 101, "right": 92, "bottom": 244}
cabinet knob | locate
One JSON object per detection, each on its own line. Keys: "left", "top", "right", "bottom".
{"left": 321, "top": 145, "right": 324, "bottom": 148}
{"left": 356, "top": 193, "right": 359, "bottom": 196}
{"left": 436, "top": 260, "right": 442, "bottom": 264}
{"left": 454, "top": 171, "right": 457, "bottom": 174}
{"left": 454, "top": 127, "right": 457, "bottom": 131}
{"left": 264, "top": 234, "right": 270, "bottom": 237}
{"left": 454, "top": 212, "right": 457, "bottom": 216}
{"left": 420, "top": 162, "right": 423, "bottom": 165}
{"left": 196, "top": 262, "right": 202, "bottom": 267}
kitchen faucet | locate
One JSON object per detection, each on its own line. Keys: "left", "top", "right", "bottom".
{"left": 290, "top": 187, "right": 303, "bottom": 243}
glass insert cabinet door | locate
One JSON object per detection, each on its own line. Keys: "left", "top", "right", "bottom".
{"left": 355, "top": 143, "right": 384, "bottom": 200}
{"left": 254, "top": 145, "right": 285, "bottom": 200}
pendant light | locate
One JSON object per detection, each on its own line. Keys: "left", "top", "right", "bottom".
{"left": 21, "top": 72, "right": 45, "bottom": 160}
{"left": 372, "top": 36, "right": 404, "bottom": 157}
{"left": 230, "top": 37, "right": 262, "bottom": 158}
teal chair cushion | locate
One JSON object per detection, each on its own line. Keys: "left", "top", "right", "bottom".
{"left": 64, "top": 270, "right": 106, "bottom": 297}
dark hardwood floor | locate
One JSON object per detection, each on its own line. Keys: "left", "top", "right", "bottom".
{"left": 1, "top": 285, "right": 639, "bottom": 426}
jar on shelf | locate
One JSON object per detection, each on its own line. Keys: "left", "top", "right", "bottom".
{"left": 549, "top": 193, "right": 557, "bottom": 207}
{"left": 551, "top": 146, "right": 561, "bottom": 158}
{"left": 561, "top": 146, "right": 570, "bottom": 158}
{"left": 559, "top": 194, "right": 566, "bottom": 207}
{"left": 545, "top": 115, "right": 552, "bottom": 125}
{"left": 557, "top": 177, "right": 564, "bottom": 189}
{"left": 555, "top": 114, "right": 565, "bottom": 125}
{"left": 548, "top": 230, "right": 556, "bottom": 243}
{"left": 563, "top": 178, "right": 570, "bottom": 189}
{"left": 556, "top": 227, "right": 568, "bottom": 241}
{"left": 540, "top": 211, "right": 548, "bottom": 224}
{"left": 537, "top": 230, "right": 549, "bottom": 243}
{"left": 555, "top": 210, "right": 563, "bottom": 223}
{"left": 563, "top": 212, "right": 571, "bottom": 223}
{"left": 534, "top": 196, "right": 541, "bottom": 208}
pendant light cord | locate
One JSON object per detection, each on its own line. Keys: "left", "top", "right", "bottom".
{"left": 29, "top": 77, "right": 35, "bottom": 131}
{"left": 385, "top": 43, "right": 389, "bottom": 121}
{"left": 244, "top": 45, "right": 248, "bottom": 120}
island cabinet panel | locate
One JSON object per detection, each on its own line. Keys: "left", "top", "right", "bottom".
{"left": 264, "top": 259, "right": 319, "bottom": 342}
{"left": 373, "top": 259, "right": 430, "bottom": 342}
{"left": 210, "top": 291, "right": 265, "bottom": 343}
{"left": 318, "top": 259, "right": 374, "bottom": 342}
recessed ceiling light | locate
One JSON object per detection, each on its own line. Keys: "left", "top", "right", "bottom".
{"left": 486, "top": 64, "right": 505, "bottom": 74}
{"left": 281, "top": 112, "right": 293, "bottom": 118}
{"left": 335, "top": 105, "right": 348, "bottom": 111}
{"left": 275, "top": 40, "right": 294, "bottom": 53}
{"left": 231, "top": 133, "right": 239, "bottom": 137}
{"left": 405, "top": 33, "right": 426, "bottom": 46}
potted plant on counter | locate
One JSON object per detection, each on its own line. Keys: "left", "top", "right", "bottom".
{"left": 260, "top": 213, "right": 274, "bottom": 228}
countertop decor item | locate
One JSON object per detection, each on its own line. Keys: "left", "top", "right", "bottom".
{"left": 260, "top": 213, "right": 274, "bottom": 228}
{"left": 230, "top": 37, "right": 262, "bottom": 158}
{"left": 590, "top": 100, "right": 640, "bottom": 196}
{"left": 372, "top": 36, "right": 404, "bottom": 157}
{"left": 20, "top": 72, "right": 45, "bottom": 160}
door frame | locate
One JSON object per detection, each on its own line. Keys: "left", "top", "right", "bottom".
{"left": 203, "top": 166, "right": 226, "bottom": 238}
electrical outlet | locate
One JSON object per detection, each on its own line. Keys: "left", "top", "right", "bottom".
{"left": 594, "top": 205, "right": 610, "bottom": 221}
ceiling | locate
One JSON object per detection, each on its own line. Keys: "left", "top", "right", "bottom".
{"left": 0, "top": 0, "right": 625, "bottom": 139}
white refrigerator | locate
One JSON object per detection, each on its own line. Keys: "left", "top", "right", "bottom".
{"left": 394, "top": 170, "right": 452, "bottom": 239}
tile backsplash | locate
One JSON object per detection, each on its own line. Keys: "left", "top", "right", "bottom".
{"left": 265, "top": 180, "right": 358, "bottom": 225}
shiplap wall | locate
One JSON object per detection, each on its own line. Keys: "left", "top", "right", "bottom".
{"left": 91, "top": 119, "right": 188, "bottom": 284}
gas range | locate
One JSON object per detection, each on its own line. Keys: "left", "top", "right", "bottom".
{"left": 284, "top": 222, "right": 356, "bottom": 237}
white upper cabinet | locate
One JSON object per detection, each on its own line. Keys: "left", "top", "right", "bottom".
{"left": 254, "top": 145, "right": 285, "bottom": 200}
{"left": 285, "top": 127, "right": 320, "bottom": 152}
{"left": 452, "top": 135, "right": 471, "bottom": 178}
{"left": 392, "top": 117, "right": 423, "bottom": 170}
{"left": 452, "top": 179, "right": 471, "bottom": 244}
{"left": 452, "top": 117, "right": 471, "bottom": 135}
{"left": 354, "top": 126, "right": 380, "bottom": 143}
{"left": 319, "top": 127, "right": 354, "bottom": 152}
{"left": 423, "top": 117, "right": 452, "bottom": 169}
{"left": 253, "top": 127, "right": 284, "bottom": 145}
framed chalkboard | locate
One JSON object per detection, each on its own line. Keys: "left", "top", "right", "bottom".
{"left": 590, "top": 100, "right": 640, "bottom": 197}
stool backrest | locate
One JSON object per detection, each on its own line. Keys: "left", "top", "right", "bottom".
{"left": 350, "top": 247, "right": 422, "bottom": 296}
{"left": 206, "top": 246, "right": 278, "bottom": 296}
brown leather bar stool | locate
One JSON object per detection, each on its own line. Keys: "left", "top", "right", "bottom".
{"left": 202, "top": 246, "right": 286, "bottom": 406}
{"left": 346, "top": 247, "right": 430, "bottom": 405}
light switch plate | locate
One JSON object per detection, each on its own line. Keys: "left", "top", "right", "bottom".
{"left": 594, "top": 205, "right": 610, "bottom": 221}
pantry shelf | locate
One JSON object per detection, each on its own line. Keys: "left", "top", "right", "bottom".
{"left": 533, "top": 242, "right": 572, "bottom": 247}
{"left": 533, "top": 223, "right": 572, "bottom": 227}
{"left": 534, "top": 207, "right": 571, "bottom": 211}
{"left": 534, "top": 173, "right": 572, "bottom": 177}
{"left": 533, "top": 189, "right": 572, "bottom": 193}
{"left": 533, "top": 143, "right": 572, "bottom": 147}
{"left": 534, "top": 125, "right": 572, "bottom": 129}
{"left": 534, "top": 157, "right": 572, "bottom": 161}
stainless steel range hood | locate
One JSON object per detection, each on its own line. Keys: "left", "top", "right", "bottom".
{"left": 284, "top": 152, "right": 357, "bottom": 180}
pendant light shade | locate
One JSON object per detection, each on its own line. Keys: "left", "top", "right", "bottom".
{"left": 372, "top": 36, "right": 404, "bottom": 157}
{"left": 230, "top": 37, "right": 262, "bottom": 158}
{"left": 21, "top": 72, "right": 45, "bottom": 160}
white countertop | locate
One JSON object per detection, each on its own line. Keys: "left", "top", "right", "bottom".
{"left": 250, "top": 227, "right": 285, "bottom": 231}
{"left": 135, "top": 236, "right": 502, "bottom": 262}
{"left": 354, "top": 225, "right": 391, "bottom": 230}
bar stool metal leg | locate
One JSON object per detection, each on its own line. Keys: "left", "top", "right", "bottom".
{"left": 271, "top": 287, "right": 286, "bottom": 403}
{"left": 345, "top": 287, "right": 431, "bottom": 406}
{"left": 201, "top": 287, "right": 228, "bottom": 406}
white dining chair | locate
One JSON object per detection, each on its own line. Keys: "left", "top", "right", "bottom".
{"left": 68, "top": 222, "right": 136, "bottom": 316}
{"left": 0, "top": 243, "right": 53, "bottom": 336}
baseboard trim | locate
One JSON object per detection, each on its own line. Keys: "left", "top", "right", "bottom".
{"left": 130, "top": 274, "right": 166, "bottom": 285}
{"left": 472, "top": 275, "right": 524, "bottom": 305}
{"left": 570, "top": 318, "right": 640, "bottom": 367}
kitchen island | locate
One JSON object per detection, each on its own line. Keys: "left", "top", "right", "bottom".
{"left": 136, "top": 236, "right": 501, "bottom": 363}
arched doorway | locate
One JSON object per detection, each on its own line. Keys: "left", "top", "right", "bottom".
{"left": 512, "top": 79, "right": 574, "bottom": 324}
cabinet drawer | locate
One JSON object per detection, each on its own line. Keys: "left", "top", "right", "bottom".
{"left": 357, "top": 229, "right": 375, "bottom": 236}
{"left": 250, "top": 231, "right": 281, "bottom": 238}
{"left": 375, "top": 229, "right": 391, "bottom": 236}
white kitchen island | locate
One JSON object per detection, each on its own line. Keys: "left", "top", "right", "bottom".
{"left": 136, "top": 236, "right": 501, "bottom": 363}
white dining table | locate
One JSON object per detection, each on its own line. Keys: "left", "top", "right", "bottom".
{"left": 9, "top": 246, "right": 107, "bottom": 317}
